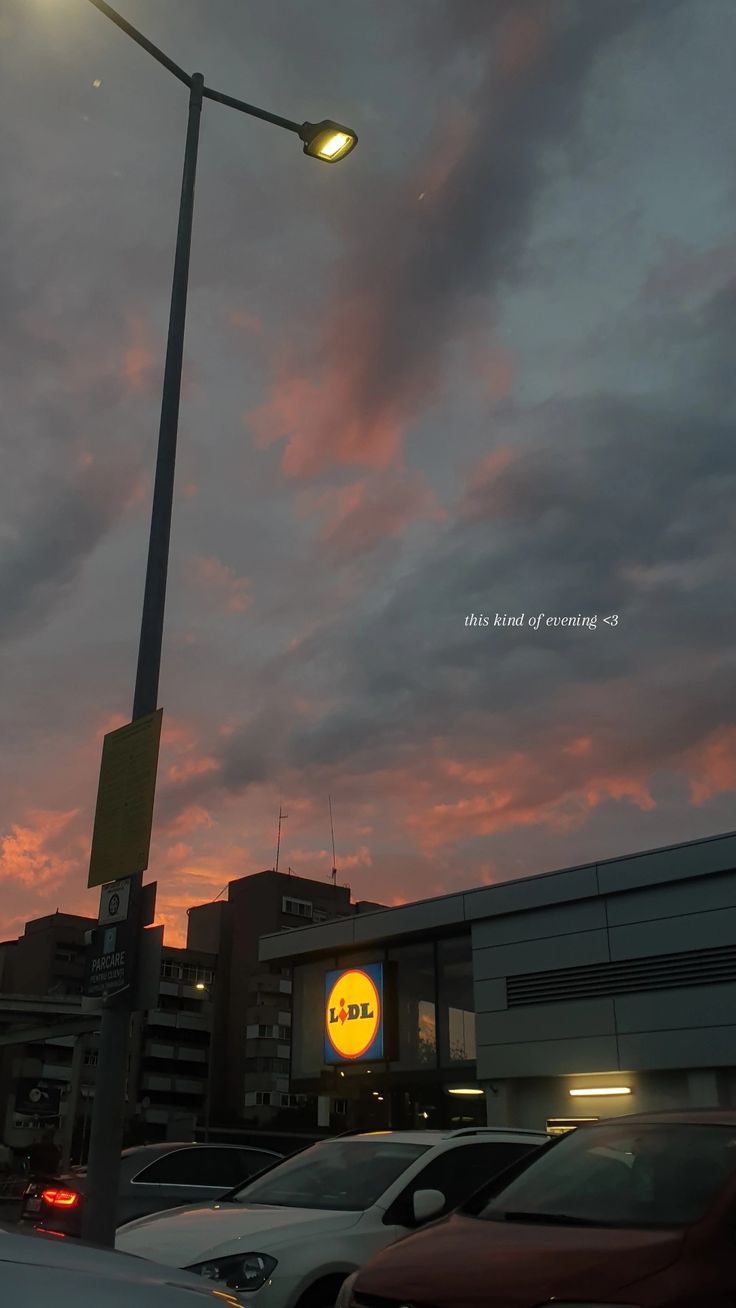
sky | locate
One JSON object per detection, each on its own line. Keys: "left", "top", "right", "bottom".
{"left": 2, "top": 0, "right": 736, "bottom": 947}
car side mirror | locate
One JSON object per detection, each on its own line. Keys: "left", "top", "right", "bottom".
{"left": 412, "top": 1188, "right": 446, "bottom": 1224}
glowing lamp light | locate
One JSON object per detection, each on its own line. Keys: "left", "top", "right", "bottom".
{"left": 195, "top": 982, "right": 207, "bottom": 991}
{"left": 300, "top": 119, "right": 358, "bottom": 162}
{"left": 42, "top": 1189, "right": 81, "bottom": 1208}
{"left": 569, "top": 1086, "right": 632, "bottom": 1098}
{"left": 447, "top": 1088, "right": 485, "bottom": 1097}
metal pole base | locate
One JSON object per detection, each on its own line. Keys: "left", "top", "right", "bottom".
{"left": 80, "top": 1006, "right": 130, "bottom": 1245}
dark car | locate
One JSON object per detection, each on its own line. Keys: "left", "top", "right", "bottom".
{"left": 340, "top": 1109, "right": 736, "bottom": 1308}
{"left": 22, "top": 1140, "right": 282, "bottom": 1237}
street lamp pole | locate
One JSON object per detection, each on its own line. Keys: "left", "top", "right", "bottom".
{"left": 82, "top": 65, "right": 203, "bottom": 1247}
{"left": 76, "top": 1, "right": 357, "bottom": 1249}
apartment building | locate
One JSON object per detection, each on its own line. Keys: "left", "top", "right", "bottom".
{"left": 0, "top": 914, "right": 216, "bottom": 1150}
{"left": 187, "top": 871, "right": 380, "bottom": 1124}
{"left": 128, "top": 943, "right": 216, "bottom": 1140}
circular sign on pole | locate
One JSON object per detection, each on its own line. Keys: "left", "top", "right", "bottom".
{"left": 325, "top": 968, "right": 382, "bottom": 1061}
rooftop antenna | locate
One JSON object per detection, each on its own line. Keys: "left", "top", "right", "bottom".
{"left": 329, "top": 795, "right": 337, "bottom": 886}
{"left": 275, "top": 805, "right": 287, "bottom": 874}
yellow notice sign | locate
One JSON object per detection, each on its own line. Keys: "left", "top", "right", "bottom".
{"left": 88, "top": 710, "right": 163, "bottom": 889}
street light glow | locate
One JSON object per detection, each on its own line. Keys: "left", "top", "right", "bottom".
{"left": 300, "top": 119, "right": 358, "bottom": 162}
{"left": 319, "top": 131, "right": 351, "bottom": 158}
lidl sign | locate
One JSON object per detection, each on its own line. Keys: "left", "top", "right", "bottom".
{"left": 324, "top": 964, "right": 384, "bottom": 1063}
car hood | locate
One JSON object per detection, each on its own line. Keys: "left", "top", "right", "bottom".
{"left": 354, "top": 1213, "right": 685, "bottom": 1308}
{"left": 0, "top": 1227, "right": 238, "bottom": 1300}
{"left": 116, "top": 1202, "right": 362, "bottom": 1267}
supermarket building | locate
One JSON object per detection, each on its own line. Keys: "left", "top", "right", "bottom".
{"left": 259, "top": 830, "right": 736, "bottom": 1133}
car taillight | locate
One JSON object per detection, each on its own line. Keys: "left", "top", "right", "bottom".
{"left": 41, "top": 1188, "right": 80, "bottom": 1208}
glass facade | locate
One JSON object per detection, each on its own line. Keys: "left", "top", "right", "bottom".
{"left": 437, "top": 936, "right": 476, "bottom": 1063}
{"left": 290, "top": 933, "right": 476, "bottom": 1082}
{"left": 388, "top": 942, "right": 437, "bottom": 1070}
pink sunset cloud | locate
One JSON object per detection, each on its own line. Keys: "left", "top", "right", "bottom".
{"left": 191, "top": 556, "right": 253, "bottom": 613}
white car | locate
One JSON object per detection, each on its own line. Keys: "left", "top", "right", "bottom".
{"left": 0, "top": 1225, "right": 241, "bottom": 1308}
{"left": 116, "top": 1127, "right": 547, "bottom": 1308}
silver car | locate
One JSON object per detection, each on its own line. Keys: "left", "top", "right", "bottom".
{"left": 22, "top": 1140, "right": 282, "bottom": 1235}
{"left": 0, "top": 1226, "right": 242, "bottom": 1308}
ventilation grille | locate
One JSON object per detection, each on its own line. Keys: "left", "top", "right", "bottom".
{"left": 506, "top": 942, "right": 736, "bottom": 1007}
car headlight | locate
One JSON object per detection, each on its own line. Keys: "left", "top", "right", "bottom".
{"left": 335, "top": 1272, "right": 359, "bottom": 1308}
{"left": 187, "top": 1252, "right": 278, "bottom": 1292}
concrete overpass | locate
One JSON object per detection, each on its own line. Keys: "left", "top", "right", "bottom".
{"left": 0, "top": 995, "right": 101, "bottom": 1046}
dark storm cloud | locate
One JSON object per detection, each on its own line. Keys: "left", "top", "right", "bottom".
{"left": 0, "top": 457, "right": 142, "bottom": 640}
{"left": 303, "top": 0, "right": 681, "bottom": 439}
{"left": 132, "top": 0, "right": 725, "bottom": 812}
{"left": 238, "top": 348, "right": 736, "bottom": 784}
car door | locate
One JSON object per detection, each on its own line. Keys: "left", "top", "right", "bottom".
{"left": 381, "top": 1140, "right": 542, "bottom": 1237}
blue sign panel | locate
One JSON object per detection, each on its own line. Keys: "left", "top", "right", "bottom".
{"left": 324, "top": 963, "right": 384, "bottom": 1063}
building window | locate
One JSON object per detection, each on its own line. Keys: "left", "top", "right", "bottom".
{"left": 243, "top": 1057, "right": 291, "bottom": 1074}
{"left": 333, "top": 1099, "right": 348, "bottom": 1115}
{"left": 246, "top": 1024, "right": 292, "bottom": 1041}
{"left": 437, "top": 936, "right": 476, "bottom": 1064}
{"left": 312, "top": 909, "right": 327, "bottom": 922}
{"left": 388, "top": 941, "right": 437, "bottom": 1070}
{"left": 160, "top": 961, "right": 214, "bottom": 986}
{"left": 55, "top": 947, "right": 79, "bottom": 964}
{"left": 245, "top": 1091, "right": 273, "bottom": 1107}
{"left": 282, "top": 897, "right": 313, "bottom": 919}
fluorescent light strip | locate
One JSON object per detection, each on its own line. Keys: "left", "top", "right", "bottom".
{"left": 569, "top": 1086, "right": 631, "bottom": 1098}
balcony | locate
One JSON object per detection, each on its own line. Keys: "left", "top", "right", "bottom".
{"left": 145, "top": 1042, "right": 176, "bottom": 1060}
{"left": 174, "top": 1011, "right": 208, "bottom": 1032}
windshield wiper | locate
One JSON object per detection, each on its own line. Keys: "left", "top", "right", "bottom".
{"left": 500, "top": 1210, "right": 609, "bottom": 1227}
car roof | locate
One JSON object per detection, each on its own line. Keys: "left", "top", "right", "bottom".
{"left": 120, "top": 1142, "right": 279, "bottom": 1158}
{"left": 584, "top": 1109, "right": 736, "bottom": 1128}
{"left": 338, "top": 1128, "right": 548, "bottom": 1145}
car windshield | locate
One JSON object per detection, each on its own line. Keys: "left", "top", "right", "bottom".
{"left": 467, "top": 1123, "right": 736, "bottom": 1229}
{"left": 231, "top": 1139, "right": 430, "bottom": 1211}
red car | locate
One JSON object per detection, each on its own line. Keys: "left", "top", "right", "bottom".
{"left": 338, "top": 1109, "right": 736, "bottom": 1308}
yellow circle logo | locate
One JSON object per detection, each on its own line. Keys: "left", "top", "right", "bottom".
{"left": 325, "top": 968, "right": 381, "bottom": 1060}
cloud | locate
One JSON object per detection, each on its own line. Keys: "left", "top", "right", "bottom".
{"left": 190, "top": 556, "right": 253, "bottom": 613}
{"left": 306, "top": 471, "right": 444, "bottom": 560}
{"left": 0, "top": 456, "right": 146, "bottom": 641}
{"left": 165, "top": 805, "right": 215, "bottom": 837}
{"left": 227, "top": 309, "right": 262, "bottom": 335}
{"left": 0, "top": 808, "right": 81, "bottom": 888}
{"left": 123, "top": 314, "right": 158, "bottom": 394}
{"left": 686, "top": 727, "right": 736, "bottom": 806}
{"left": 247, "top": 1, "right": 656, "bottom": 480}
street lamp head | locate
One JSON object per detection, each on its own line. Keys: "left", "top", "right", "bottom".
{"left": 300, "top": 119, "right": 357, "bottom": 163}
